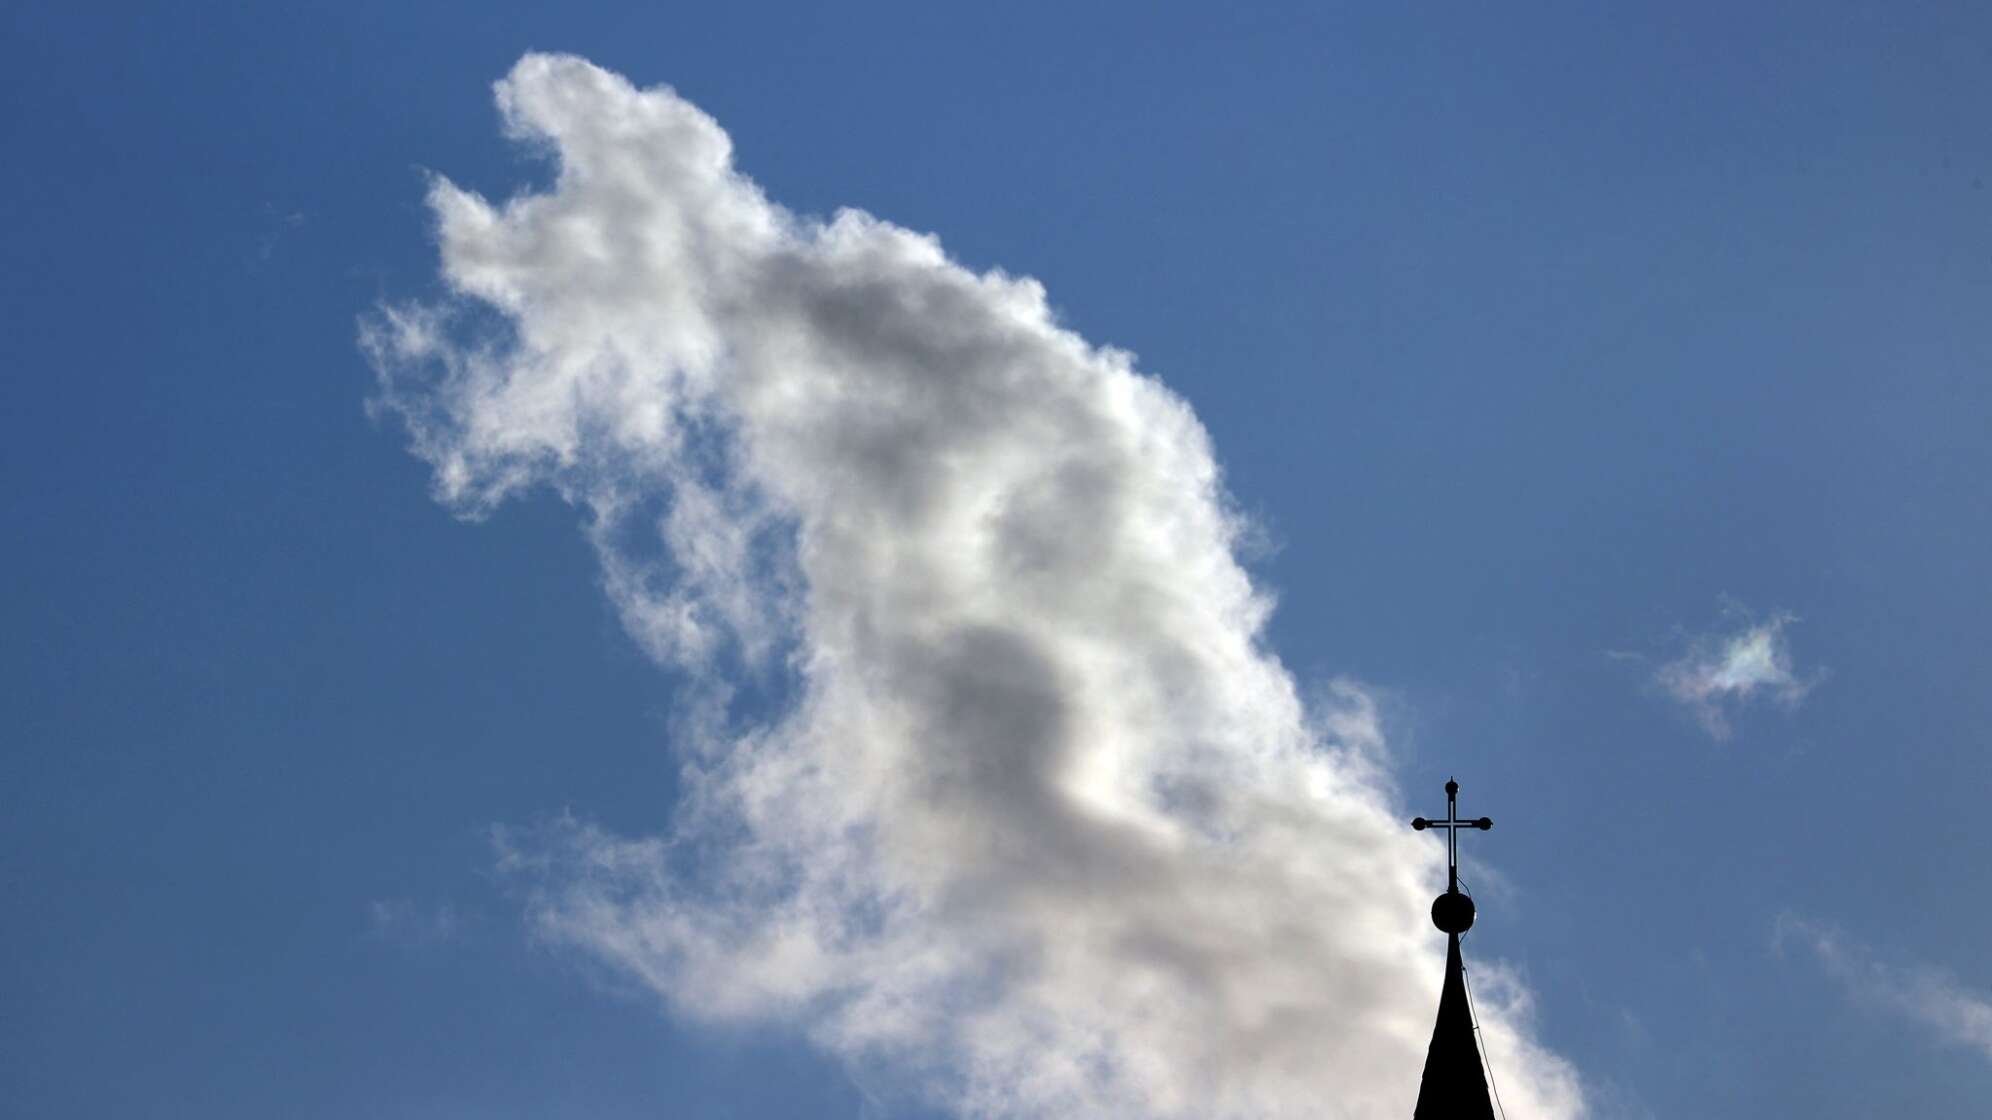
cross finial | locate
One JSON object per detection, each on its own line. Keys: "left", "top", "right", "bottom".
{"left": 1410, "top": 777, "right": 1493, "bottom": 932}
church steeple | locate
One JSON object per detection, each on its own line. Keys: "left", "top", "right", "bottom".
{"left": 1410, "top": 779, "right": 1496, "bottom": 1119}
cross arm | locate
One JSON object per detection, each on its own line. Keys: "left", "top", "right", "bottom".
{"left": 1409, "top": 816, "right": 1493, "bottom": 830}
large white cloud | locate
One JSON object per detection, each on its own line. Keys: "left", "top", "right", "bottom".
{"left": 364, "top": 54, "right": 1582, "bottom": 1119}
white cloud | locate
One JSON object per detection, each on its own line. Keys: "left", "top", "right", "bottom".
{"left": 1776, "top": 915, "right": 1992, "bottom": 1061}
{"left": 1654, "top": 613, "right": 1816, "bottom": 739}
{"left": 365, "top": 54, "right": 1582, "bottom": 1119}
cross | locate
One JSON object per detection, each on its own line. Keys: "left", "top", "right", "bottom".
{"left": 1411, "top": 778, "right": 1492, "bottom": 895}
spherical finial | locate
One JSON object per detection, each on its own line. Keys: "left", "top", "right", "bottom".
{"left": 1475, "top": 817, "right": 1493, "bottom": 830}
{"left": 1431, "top": 891, "right": 1476, "bottom": 933}
{"left": 1445, "top": 778, "right": 1459, "bottom": 797}
{"left": 1411, "top": 817, "right": 1430, "bottom": 830}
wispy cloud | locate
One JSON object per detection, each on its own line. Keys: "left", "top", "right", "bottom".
{"left": 365, "top": 898, "right": 461, "bottom": 947}
{"left": 364, "top": 54, "right": 1581, "bottom": 1119}
{"left": 1654, "top": 612, "right": 1818, "bottom": 739}
{"left": 1776, "top": 915, "right": 1992, "bottom": 1061}
{"left": 253, "top": 203, "right": 306, "bottom": 266}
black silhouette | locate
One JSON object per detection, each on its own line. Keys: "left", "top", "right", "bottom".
{"left": 1410, "top": 779, "right": 1497, "bottom": 1119}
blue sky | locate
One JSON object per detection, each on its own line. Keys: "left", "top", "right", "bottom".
{"left": 6, "top": 3, "right": 1990, "bottom": 1117}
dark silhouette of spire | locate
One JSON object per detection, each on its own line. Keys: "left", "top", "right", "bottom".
{"left": 1410, "top": 779, "right": 1496, "bottom": 1120}
{"left": 1414, "top": 933, "right": 1494, "bottom": 1119}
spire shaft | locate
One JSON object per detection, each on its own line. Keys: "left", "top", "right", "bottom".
{"left": 1412, "top": 934, "right": 1495, "bottom": 1120}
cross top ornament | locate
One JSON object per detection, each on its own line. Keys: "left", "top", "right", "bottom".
{"left": 1410, "top": 778, "right": 1493, "bottom": 934}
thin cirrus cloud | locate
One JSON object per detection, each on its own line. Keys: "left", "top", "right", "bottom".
{"left": 1776, "top": 915, "right": 1992, "bottom": 1062}
{"left": 1654, "top": 614, "right": 1817, "bottom": 740}
{"left": 365, "top": 898, "right": 461, "bottom": 947}
{"left": 362, "top": 54, "right": 1583, "bottom": 1118}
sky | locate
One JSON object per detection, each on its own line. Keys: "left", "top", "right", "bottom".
{"left": 4, "top": 3, "right": 1990, "bottom": 1117}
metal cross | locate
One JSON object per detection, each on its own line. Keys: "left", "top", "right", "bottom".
{"left": 1411, "top": 778, "right": 1492, "bottom": 895}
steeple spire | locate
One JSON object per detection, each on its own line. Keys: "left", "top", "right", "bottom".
{"left": 1409, "top": 779, "right": 1497, "bottom": 1119}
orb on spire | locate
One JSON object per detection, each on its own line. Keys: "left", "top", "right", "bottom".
{"left": 1431, "top": 890, "right": 1476, "bottom": 934}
